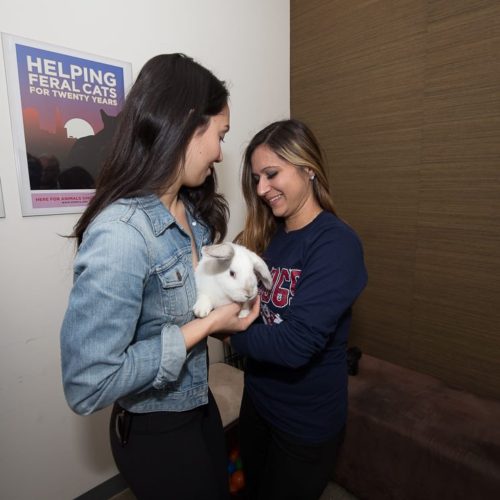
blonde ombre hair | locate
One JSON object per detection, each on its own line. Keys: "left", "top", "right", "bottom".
{"left": 236, "top": 119, "right": 336, "bottom": 255}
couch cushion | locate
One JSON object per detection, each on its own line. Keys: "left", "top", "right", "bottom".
{"left": 335, "top": 355, "right": 500, "bottom": 500}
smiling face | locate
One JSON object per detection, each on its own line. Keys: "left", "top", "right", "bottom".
{"left": 183, "top": 104, "right": 230, "bottom": 187}
{"left": 251, "top": 144, "right": 321, "bottom": 231}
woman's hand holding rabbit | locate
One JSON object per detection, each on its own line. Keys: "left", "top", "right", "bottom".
{"left": 180, "top": 297, "right": 260, "bottom": 350}
{"left": 209, "top": 296, "right": 261, "bottom": 338}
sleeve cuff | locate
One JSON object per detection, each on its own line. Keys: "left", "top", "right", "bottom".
{"left": 152, "top": 324, "right": 187, "bottom": 389}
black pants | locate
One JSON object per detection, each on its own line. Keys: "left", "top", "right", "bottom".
{"left": 110, "top": 391, "right": 229, "bottom": 500}
{"left": 239, "top": 390, "right": 344, "bottom": 500}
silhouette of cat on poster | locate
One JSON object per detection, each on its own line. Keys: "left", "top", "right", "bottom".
{"left": 26, "top": 109, "right": 119, "bottom": 190}
{"left": 64, "top": 109, "right": 119, "bottom": 185}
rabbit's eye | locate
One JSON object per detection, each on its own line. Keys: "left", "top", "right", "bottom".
{"left": 230, "top": 270, "right": 236, "bottom": 278}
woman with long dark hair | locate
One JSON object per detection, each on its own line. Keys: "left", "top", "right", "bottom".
{"left": 61, "top": 54, "right": 257, "bottom": 499}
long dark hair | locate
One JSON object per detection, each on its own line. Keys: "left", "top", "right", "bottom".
{"left": 73, "top": 53, "right": 229, "bottom": 246}
{"left": 236, "top": 119, "right": 336, "bottom": 255}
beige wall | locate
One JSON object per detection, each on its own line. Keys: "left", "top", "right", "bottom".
{"left": 0, "top": 1, "right": 289, "bottom": 498}
{"left": 291, "top": 0, "right": 500, "bottom": 399}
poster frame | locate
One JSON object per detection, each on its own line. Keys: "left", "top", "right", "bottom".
{"left": 1, "top": 33, "right": 132, "bottom": 216}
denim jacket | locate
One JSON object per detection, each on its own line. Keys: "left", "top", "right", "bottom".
{"left": 60, "top": 194, "right": 212, "bottom": 415}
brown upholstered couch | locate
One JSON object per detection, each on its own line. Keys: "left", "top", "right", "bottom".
{"left": 335, "top": 355, "right": 500, "bottom": 500}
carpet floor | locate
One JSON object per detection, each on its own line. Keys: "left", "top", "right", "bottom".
{"left": 110, "top": 480, "right": 357, "bottom": 500}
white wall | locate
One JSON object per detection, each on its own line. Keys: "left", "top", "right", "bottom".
{"left": 0, "top": 1, "right": 289, "bottom": 498}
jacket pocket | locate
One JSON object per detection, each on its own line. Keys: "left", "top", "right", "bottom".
{"left": 156, "top": 260, "right": 192, "bottom": 317}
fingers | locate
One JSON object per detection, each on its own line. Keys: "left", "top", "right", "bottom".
{"left": 217, "top": 302, "right": 242, "bottom": 315}
{"left": 207, "top": 303, "right": 241, "bottom": 333}
{"left": 243, "top": 296, "right": 261, "bottom": 323}
{"left": 233, "top": 296, "right": 260, "bottom": 330}
{"left": 208, "top": 297, "right": 261, "bottom": 335}
{"left": 250, "top": 295, "right": 261, "bottom": 315}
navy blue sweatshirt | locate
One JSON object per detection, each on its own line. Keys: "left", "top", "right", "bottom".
{"left": 231, "top": 211, "right": 367, "bottom": 443}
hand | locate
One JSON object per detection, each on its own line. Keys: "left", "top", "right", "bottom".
{"left": 208, "top": 297, "right": 261, "bottom": 336}
{"left": 182, "top": 297, "right": 260, "bottom": 351}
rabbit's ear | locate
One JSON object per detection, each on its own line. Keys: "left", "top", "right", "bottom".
{"left": 249, "top": 252, "right": 273, "bottom": 289}
{"left": 201, "top": 243, "right": 235, "bottom": 261}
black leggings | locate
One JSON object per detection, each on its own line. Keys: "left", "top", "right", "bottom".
{"left": 110, "top": 391, "right": 229, "bottom": 500}
{"left": 239, "top": 390, "right": 345, "bottom": 500}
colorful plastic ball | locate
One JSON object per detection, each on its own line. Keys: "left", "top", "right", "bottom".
{"left": 230, "top": 470, "right": 245, "bottom": 492}
{"left": 229, "top": 479, "right": 239, "bottom": 495}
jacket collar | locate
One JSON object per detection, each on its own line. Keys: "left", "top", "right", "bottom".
{"left": 136, "top": 194, "right": 208, "bottom": 240}
{"left": 137, "top": 194, "right": 177, "bottom": 236}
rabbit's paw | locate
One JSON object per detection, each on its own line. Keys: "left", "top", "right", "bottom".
{"left": 238, "top": 306, "right": 251, "bottom": 318}
{"left": 193, "top": 296, "right": 213, "bottom": 318}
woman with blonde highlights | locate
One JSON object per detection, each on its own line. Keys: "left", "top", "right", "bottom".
{"left": 238, "top": 119, "right": 336, "bottom": 255}
{"left": 232, "top": 119, "right": 368, "bottom": 500}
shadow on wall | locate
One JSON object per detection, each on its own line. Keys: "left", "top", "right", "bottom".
{"left": 72, "top": 406, "right": 116, "bottom": 472}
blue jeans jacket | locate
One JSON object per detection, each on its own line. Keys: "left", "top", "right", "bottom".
{"left": 60, "top": 195, "right": 212, "bottom": 415}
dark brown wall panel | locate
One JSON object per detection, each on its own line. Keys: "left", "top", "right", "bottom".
{"left": 291, "top": 0, "right": 500, "bottom": 398}
{"left": 413, "top": 2, "right": 500, "bottom": 394}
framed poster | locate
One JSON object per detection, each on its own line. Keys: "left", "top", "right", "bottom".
{"left": 2, "top": 33, "right": 132, "bottom": 216}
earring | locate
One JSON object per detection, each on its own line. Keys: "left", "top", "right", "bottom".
{"left": 310, "top": 174, "right": 315, "bottom": 180}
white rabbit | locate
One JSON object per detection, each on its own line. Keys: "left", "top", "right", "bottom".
{"left": 193, "top": 242, "right": 273, "bottom": 318}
